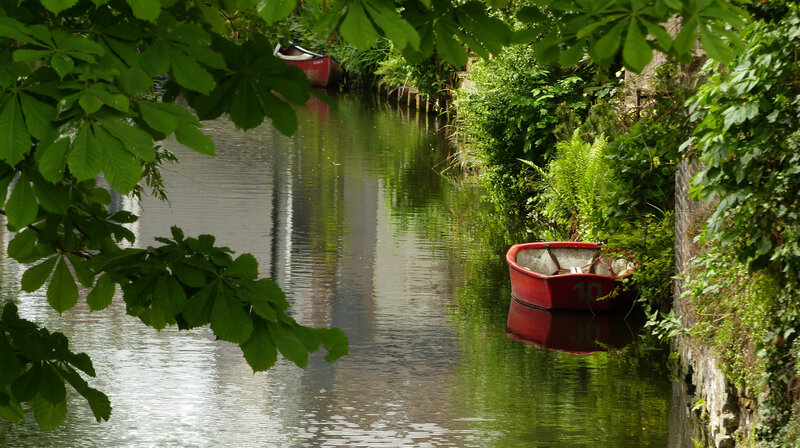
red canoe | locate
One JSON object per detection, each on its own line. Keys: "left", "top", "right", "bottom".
{"left": 274, "top": 43, "right": 340, "bottom": 87}
{"left": 506, "top": 298, "right": 637, "bottom": 354}
{"left": 506, "top": 242, "right": 634, "bottom": 311}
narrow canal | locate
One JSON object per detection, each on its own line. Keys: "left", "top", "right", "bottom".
{"left": 1, "top": 94, "right": 684, "bottom": 447}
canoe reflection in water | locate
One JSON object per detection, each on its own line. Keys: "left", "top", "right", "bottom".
{"left": 505, "top": 298, "right": 643, "bottom": 354}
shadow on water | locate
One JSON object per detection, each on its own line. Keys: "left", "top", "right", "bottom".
{"left": 0, "top": 93, "right": 694, "bottom": 447}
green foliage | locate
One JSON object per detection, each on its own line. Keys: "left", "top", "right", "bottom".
{"left": 374, "top": 48, "right": 455, "bottom": 96}
{"left": 685, "top": 6, "right": 800, "bottom": 444}
{"left": 682, "top": 244, "right": 778, "bottom": 394}
{"left": 644, "top": 308, "right": 686, "bottom": 342}
{"left": 332, "top": 37, "right": 395, "bottom": 88}
{"left": 602, "top": 213, "right": 676, "bottom": 310}
{"left": 0, "top": 302, "right": 111, "bottom": 427}
{"left": 0, "top": 0, "right": 346, "bottom": 429}
{"left": 520, "top": 0, "right": 746, "bottom": 72}
{"left": 689, "top": 9, "right": 800, "bottom": 275}
{"left": 600, "top": 65, "right": 694, "bottom": 228}
{"left": 0, "top": 0, "right": 755, "bottom": 433}
{"left": 454, "top": 44, "right": 606, "bottom": 208}
{"left": 534, "top": 131, "right": 612, "bottom": 236}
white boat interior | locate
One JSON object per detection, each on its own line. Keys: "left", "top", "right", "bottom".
{"left": 515, "top": 246, "right": 634, "bottom": 277}
{"left": 274, "top": 44, "right": 322, "bottom": 61}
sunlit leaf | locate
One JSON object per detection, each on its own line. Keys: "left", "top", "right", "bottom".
{"left": 623, "top": 19, "right": 653, "bottom": 73}
{"left": 0, "top": 96, "right": 32, "bottom": 167}
{"left": 698, "top": 23, "right": 733, "bottom": 65}
{"left": 339, "top": 1, "right": 379, "bottom": 51}
{"left": 51, "top": 53, "right": 75, "bottom": 78}
{"left": 225, "top": 254, "right": 258, "bottom": 280}
{"left": 673, "top": 16, "right": 698, "bottom": 56}
{"left": 169, "top": 47, "right": 215, "bottom": 95}
{"left": 13, "top": 49, "right": 54, "bottom": 63}
{"left": 95, "top": 126, "right": 142, "bottom": 194}
{"left": 99, "top": 119, "right": 156, "bottom": 162}
{"left": 6, "top": 173, "right": 38, "bottom": 228}
{"left": 256, "top": 0, "right": 296, "bottom": 24}
{"left": 21, "top": 256, "right": 58, "bottom": 292}
{"left": 48, "top": 258, "right": 79, "bottom": 313}
{"left": 175, "top": 124, "right": 215, "bottom": 155}
{"left": 138, "top": 101, "right": 179, "bottom": 134}
{"left": 240, "top": 320, "right": 278, "bottom": 372}
{"left": 592, "top": 19, "right": 626, "bottom": 63}
{"left": 365, "top": 3, "right": 420, "bottom": 52}
{"left": 211, "top": 293, "right": 254, "bottom": 343}
{"left": 67, "top": 123, "right": 102, "bottom": 181}
{"left": 79, "top": 92, "right": 103, "bottom": 114}
{"left": 40, "top": 0, "right": 79, "bottom": 15}
{"left": 126, "top": 0, "right": 161, "bottom": 22}
{"left": 30, "top": 395, "right": 67, "bottom": 430}
{"left": 435, "top": 22, "right": 467, "bottom": 67}
{"left": 87, "top": 273, "right": 115, "bottom": 311}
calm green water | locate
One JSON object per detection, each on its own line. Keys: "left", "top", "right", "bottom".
{"left": 1, "top": 94, "right": 679, "bottom": 447}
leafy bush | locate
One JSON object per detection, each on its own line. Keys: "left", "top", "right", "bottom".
{"left": 600, "top": 64, "right": 694, "bottom": 228}
{"left": 534, "top": 131, "right": 613, "bottom": 237}
{"left": 601, "top": 213, "right": 676, "bottom": 310}
{"left": 374, "top": 49, "right": 454, "bottom": 96}
{"left": 331, "top": 38, "right": 394, "bottom": 88}
{"left": 454, "top": 44, "right": 608, "bottom": 209}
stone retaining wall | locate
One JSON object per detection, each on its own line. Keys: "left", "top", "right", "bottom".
{"left": 672, "top": 159, "right": 756, "bottom": 447}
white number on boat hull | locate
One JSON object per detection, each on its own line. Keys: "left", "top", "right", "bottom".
{"left": 571, "top": 282, "right": 603, "bottom": 302}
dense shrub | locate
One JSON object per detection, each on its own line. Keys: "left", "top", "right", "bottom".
{"left": 454, "top": 44, "right": 607, "bottom": 209}
{"left": 599, "top": 65, "right": 694, "bottom": 229}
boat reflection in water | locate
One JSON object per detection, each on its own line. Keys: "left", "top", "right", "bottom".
{"left": 505, "top": 298, "right": 642, "bottom": 354}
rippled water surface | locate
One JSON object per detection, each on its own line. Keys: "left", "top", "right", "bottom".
{"left": 1, "top": 95, "right": 680, "bottom": 447}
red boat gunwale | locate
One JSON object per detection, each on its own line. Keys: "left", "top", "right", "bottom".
{"left": 506, "top": 241, "right": 634, "bottom": 312}
{"left": 273, "top": 43, "right": 340, "bottom": 87}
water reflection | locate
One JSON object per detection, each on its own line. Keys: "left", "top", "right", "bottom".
{"left": 0, "top": 94, "right": 674, "bottom": 447}
{"left": 505, "top": 299, "right": 641, "bottom": 354}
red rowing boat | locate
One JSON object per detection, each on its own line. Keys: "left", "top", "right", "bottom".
{"left": 274, "top": 43, "right": 340, "bottom": 87}
{"left": 506, "top": 242, "right": 634, "bottom": 311}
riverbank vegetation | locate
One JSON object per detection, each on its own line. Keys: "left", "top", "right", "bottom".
{"left": 450, "top": 2, "right": 800, "bottom": 446}
{"left": 0, "top": 0, "right": 791, "bottom": 444}
{"left": 681, "top": 7, "right": 800, "bottom": 444}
